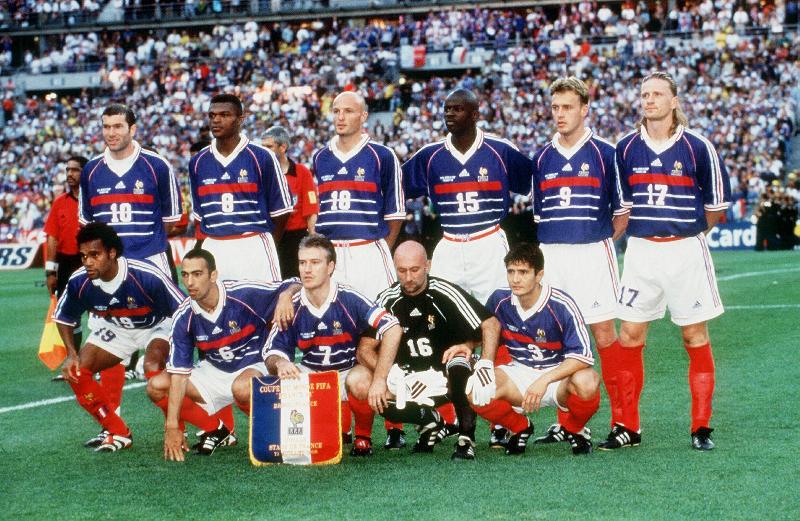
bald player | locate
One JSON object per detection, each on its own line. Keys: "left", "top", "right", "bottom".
{"left": 348, "top": 241, "right": 497, "bottom": 460}
{"left": 311, "top": 91, "right": 405, "bottom": 300}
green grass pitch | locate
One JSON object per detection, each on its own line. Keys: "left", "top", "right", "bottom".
{"left": 0, "top": 250, "right": 798, "bottom": 520}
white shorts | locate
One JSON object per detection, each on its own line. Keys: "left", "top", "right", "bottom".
{"left": 618, "top": 235, "right": 724, "bottom": 326}
{"left": 540, "top": 239, "right": 620, "bottom": 324}
{"left": 431, "top": 226, "right": 509, "bottom": 305}
{"left": 85, "top": 317, "right": 171, "bottom": 365}
{"left": 300, "top": 365, "right": 350, "bottom": 401}
{"left": 144, "top": 251, "right": 172, "bottom": 277}
{"left": 191, "top": 360, "right": 267, "bottom": 414}
{"left": 498, "top": 361, "right": 566, "bottom": 410}
{"left": 331, "top": 239, "right": 396, "bottom": 301}
{"left": 202, "top": 232, "right": 281, "bottom": 282}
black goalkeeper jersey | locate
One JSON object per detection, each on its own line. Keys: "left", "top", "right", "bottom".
{"left": 375, "top": 276, "right": 491, "bottom": 371}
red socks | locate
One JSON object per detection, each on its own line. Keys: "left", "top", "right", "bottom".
{"left": 598, "top": 340, "right": 623, "bottom": 427}
{"left": 347, "top": 393, "right": 374, "bottom": 439}
{"left": 561, "top": 392, "right": 600, "bottom": 433}
{"left": 154, "top": 396, "right": 218, "bottom": 432}
{"left": 472, "top": 399, "right": 529, "bottom": 434}
{"left": 617, "top": 343, "right": 645, "bottom": 432}
{"left": 99, "top": 363, "right": 125, "bottom": 413}
{"left": 214, "top": 405, "right": 235, "bottom": 431}
{"left": 70, "top": 369, "right": 129, "bottom": 436}
{"left": 686, "top": 342, "right": 715, "bottom": 432}
{"left": 437, "top": 402, "right": 456, "bottom": 424}
{"left": 341, "top": 400, "right": 352, "bottom": 434}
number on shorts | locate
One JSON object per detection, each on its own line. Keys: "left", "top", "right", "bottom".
{"left": 618, "top": 286, "right": 640, "bottom": 307}
{"left": 456, "top": 191, "right": 479, "bottom": 213}
{"left": 109, "top": 202, "right": 133, "bottom": 223}
{"left": 218, "top": 346, "right": 235, "bottom": 361}
{"left": 220, "top": 193, "right": 235, "bottom": 213}
{"left": 330, "top": 190, "right": 351, "bottom": 211}
{"left": 407, "top": 338, "right": 433, "bottom": 357}
{"left": 319, "top": 345, "right": 332, "bottom": 365}
{"left": 559, "top": 186, "right": 572, "bottom": 207}
{"left": 646, "top": 183, "right": 668, "bottom": 206}
{"left": 93, "top": 327, "right": 117, "bottom": 342}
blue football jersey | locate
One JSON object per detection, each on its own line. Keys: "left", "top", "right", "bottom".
{"left": 53, "top": 257, "right": 185, "bottom": 329}
{"left": 79, "top": 142, "right": 182, "bottom": 259}
{"left": 168, "top": 279, "right": 297, "bottom": 374}
{"left": 311, "top": 135, "right": 405, "bottom": 240}
{"left": 188, "top": 135, "right": 293, "bottom": 237}
{"left": 402, "top": 129, "right": 532, "bottom": 235}
{"left": 263, "top": 283, "right": 399, "bottom": 372}
{"left": 616, "top": 126, "right": 731, "bottom": 238}
{"left": 532, "top": 129, "right": 625, "bottom": 244}
{"left": 486, "top": 285, "right": 593, "bottom": 370}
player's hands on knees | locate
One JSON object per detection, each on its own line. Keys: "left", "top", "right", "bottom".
{"left": 273, "top": 292, "right": 296, "bottom": 331}
{"left": 442, "top": 343, "right": 472, "bottom": 364}
{"left": 522, "top": 379, "right": 549, "bottom": 413}
{"left": 164, "top": 426, "right": 188, "bottom": 462}
{"left": 276, "top": 359, "right": 301, "bottom": 379}
{"left": 62, "top": 355, "right": 81, "bottom": 383}
{"left": 368, "top": 378, "right": 389, "bottom": 414}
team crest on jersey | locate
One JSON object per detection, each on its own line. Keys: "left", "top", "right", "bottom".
{"left": 127, "top": 296, "right": 137, "bottom": 309}
{"left": 478, "top": 167, "right": 489, "bottom": 182}
{"left": 228, "top": 320, "right": 240, "bottom": 334}
{"left": 535, "top": 329, "right": 547, "bottom": 343}
{"left": 337, "top": 167, "right": 348, "bottom": 176}
{"left": 288, "top": 410, "right": 305, "bottom": 435}
{"left": 355, "top": 167, "right": 366, "bottom": 181}
{"left": 332, "top": 320, "right": 343, "bottom": 335}
{"left": 133, "top": 180, "right": 145, "bottom": 195}
{"left": 238, "top": 169, "right": 249, "bottom": 182}
{"left": 427, "top": 315, "right": 436, "bottom": 330}
{"left": 671, "top": 161, "right": 683, "bottom": 176}
{"left": 578, "top": 163, "right": 590, "bottom": 177}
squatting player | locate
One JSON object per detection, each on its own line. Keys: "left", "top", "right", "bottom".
{"left": 603, "top": 71, "right": 730, "bottom": 451}
{"left": 148, "top": 249, "right": 299, "bottom": 460}
{"left": 530, "top": 77, "right": 626, "bottom": 444}
{"left": 311, "top": 91, "right": 405, "bottom": 300}
{"left": 53, "top": 223, "right": 185, "bottom": 452}
{"left": 347, "top": 241, "right": 498, "bottom": 460}
{"left": 79, "top": 103, "right": 182, "bottom": 276}
{"left": 263, "top": 235, "right": 402, "bottom": 457}
{"left": 188, "top": 94, "right": 294, "bottom": 281}
{"left": 466, "top": 243, "right": 601, "bottom": 456}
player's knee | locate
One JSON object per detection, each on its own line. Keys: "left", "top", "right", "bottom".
{"left": 344, "top": 369, "right": 371, "bottom": 400}
{"left": 619, "top": 323, "right": 647, "bottom": 347}
{"left": 569, "top": 369, "right": 600, "bottom": 399}
{"left": 681, "top": 323, "right": 709, "bottom": 347}
{"left": 591, "top": 321, "right": 617, "bottom": 349}
{"left": 146, "top": 372, "right": 170, "bottom": 401}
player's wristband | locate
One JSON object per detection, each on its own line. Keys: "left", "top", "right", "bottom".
{"left": 45, "top": 261, "right": 59, "bottom": 273}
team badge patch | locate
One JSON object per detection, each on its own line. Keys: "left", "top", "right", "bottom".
{"left": 355, "top": 167, "right": 366, "bottom": 181}
{"left": 671, "top": 161, "right": 683, "bottom": 176}
{"left": 478, "top": 166, "right": 489, "bottom": 182}
{"left": 133, "top": 179, "right": 145, "bottom": 194}
{"left": 249, "top": 371, "right": 342, "bottom": 465}
{"left": 579, "top": 163, "right": 590, "bottom": 177}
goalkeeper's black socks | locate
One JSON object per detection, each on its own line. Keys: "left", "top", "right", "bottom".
{"left": 383, "top": 401, "right": 437, "bottom": 426}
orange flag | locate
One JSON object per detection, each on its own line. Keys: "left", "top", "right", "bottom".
{"left": 38, "top": 295, "right": 67, "bottom": 370}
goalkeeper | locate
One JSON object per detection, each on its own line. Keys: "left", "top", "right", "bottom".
{"left": 346, "top": 240, "right": 498, "bottom": 460}
{"left": 466, "top": 243, "right": 601, "bottom": 457}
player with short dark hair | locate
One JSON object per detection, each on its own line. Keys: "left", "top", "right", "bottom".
{"left": 605, "top": 71, "right": 731, "bottom": 451}
{"left": 53, "top": 223, "right": 185, "bottom": 452}
{"left": 148, "top": 249, "right": 299, "bottom": 460}
{"left": 188, "top": 94, "right": 293, "bottom": 282}
{"left": 347, "top": 241, "right": 497, "bottom": 460}
{"left": 311, "top": 91, "right": 405, "bottom": 300}
{"left": 530, "top": 76, "right": 627, "bottom": 445}
{"left": 263, "top": 234, "right": 402, "bottom": 457}
{"left": 467, "top": 242, "right": 601, "bottom": 456}
{"left": 79, "top": 103, "right": 182, "bottom": 276}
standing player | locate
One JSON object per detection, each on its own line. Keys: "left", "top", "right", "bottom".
{"left": 263, "top": 235, "right": 402, "bottom": 457}
{"left": 402, "top": 89, "right": 532, "bottom": 305}
{"left": 188, "top": 94, "right": 294, "bottom": 282}
{"left": 79, "top": 104, "right": 182, "bottom": 276}
{"left": 147, "top": 249, "right": 299, "bottom": 460}
{"left": 347, "top": 241, "right": 498, "bottom": 460}
{"left": 467, "top": 243, "right": 601, "bottom": 456}
{"left": 53, "top": 223, "right": 185, "bottom": 452}
{"left": 602, "top": 71, "right": 730, "bottom": 451}
{"left": 263, "top": 125, "right": 319, "bottom": 278}
{"left": 530, "top": 77, "right": 627, "bottom": 444}
{"left": 311, "top": 91, "right": 405, "bottom": 300}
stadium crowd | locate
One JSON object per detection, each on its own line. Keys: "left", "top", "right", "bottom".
{"left": 1, "top": 4, "right": 800, "bottom": 242}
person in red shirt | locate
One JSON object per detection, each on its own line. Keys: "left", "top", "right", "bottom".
{"left": 263, "top": 126, "right": 319, "bottom": 278}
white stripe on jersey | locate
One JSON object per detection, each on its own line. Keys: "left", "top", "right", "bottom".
{"left": 685, "top": 129, "right": 725, "bottom": 207}
{"left": 117, "top": 231, "right": 160, "bottom": 236}
{"left": 629, "top": 216, "right": 696, "bottom": 222}
{"left": 428, "top": 279, "right": 483, "bottom": 329}
{"left": 439, "top": 208, "right": 505, "bottom": 217}
{"left": 442, "top": 219, "right": 501, "bottom": 228}
{"left": 94, "top": 210, "right": 153, "bottom": 217}
{"left": 631, "top": 204, "right": 695, "bottom": 212}
{"left": 632, "top": 192, "right": 695, "bottom": 199}
{"left": 537, "top": 217, "right": 600, "bottom": 223}
{"left": 316, "top": 221, "right": 378, "bottom": 227}
{"left": 541, "top": 205, "right": 600, "bottom": 212}
{"left": 318, "top": 210, "right": 380, "bottom": 216}
{"left": 437, "top": 198, "right": 505, "bottom": 206}
{"left": 202, "top": 210, "right": 263, "bottom": 219}
{"left": 319, "top": 198, "right": 378, "bottom": 205}
{"left": 200, "top": 200, "right": 258, "bottom": 207}
{"left": 104, "top": 221, "right": 156, "bottom": 226}
{"left": 205, "top": 220, "right": 269, "bottom": 228}
{"left": 543, "top": 194, "right": 600, "bottom": 201}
